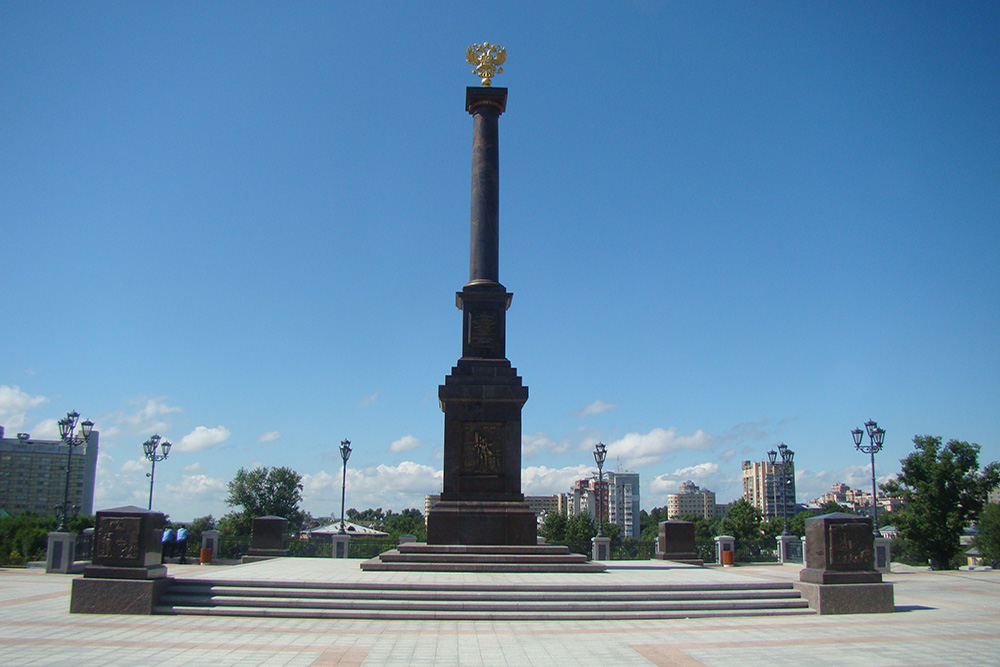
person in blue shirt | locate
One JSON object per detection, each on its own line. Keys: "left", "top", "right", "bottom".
{"left": 175, "top": 526, "right": 189, "bottom": 564}
{"left": 161, "top": 527, "right": 175, "bottom": 563}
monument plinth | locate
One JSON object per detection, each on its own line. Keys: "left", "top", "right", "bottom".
{"left": 427, "top": 84, "right": 535, "bottom": 546}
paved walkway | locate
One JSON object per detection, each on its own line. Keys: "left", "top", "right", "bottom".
{"left": 2, "top": 560, "right": 998, "bottom": 666}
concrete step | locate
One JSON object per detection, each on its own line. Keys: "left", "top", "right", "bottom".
{"left": 155, "top": 578, "right": 813, "bottom": 620}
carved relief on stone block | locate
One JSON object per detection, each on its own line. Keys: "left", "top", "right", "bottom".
{"left": 461, "top": 422, "right": 504, "bottom": 474}
{"left": 829, "top": 522, "right": 874, "bottom": 569}
{"left": 95, "top": 516, "right": 142, "bottom": 560}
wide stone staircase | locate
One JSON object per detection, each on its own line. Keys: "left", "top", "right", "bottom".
{"left": 154, "top": 577, "right": 813, "bottom": 621}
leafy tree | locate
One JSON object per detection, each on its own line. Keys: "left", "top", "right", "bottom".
{"left": 639, "top": 507, "right": 667, "bottom": 541}
{"left": 540, "top": 512, "right": 568, "bottom": 542}
{"left": 817, "top": 500, "right": 854, "bottom": 515}
{"left": 564, "top": 512, "right": 597, "bottom": 543}
{"left": 881, "top": 436, "right": 1000, "bottom": 570}
{"left": 719, "top": 499, "right": 764, "bottom": 543}
{"left": 220, "top": 466, "right": 306, "bottom": 535}
{"left": 974, "top": 502, "right": 1000, "bottom": 568}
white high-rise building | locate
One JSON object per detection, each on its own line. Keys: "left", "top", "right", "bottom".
{"left": 607, "top": 470, "right": 640, "bottom": 539}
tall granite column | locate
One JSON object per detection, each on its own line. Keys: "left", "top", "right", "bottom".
{"left": 426, "top": 86, "right": 536, "bottom": 545}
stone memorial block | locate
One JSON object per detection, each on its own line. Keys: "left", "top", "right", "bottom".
{"left": 655, "top": 521, "right": 702, "bottom": 564}
{"left": 794, "top": 513, "right": 894, "bottom": 614}
{"left": 243, "top": 515, "right": 290, "bottom": 562}
{"left": 801, "top": 513, "right": 880, "bottom": 584}
{"left": 71, "top": 506, "right": 169, "bottom": 615}
{"left": 85, "top": 505, "right": 166, "bottom": 578}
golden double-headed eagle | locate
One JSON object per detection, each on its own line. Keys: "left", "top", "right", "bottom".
{"left": 466, "top": 42, "right": 506, "bottom": 87}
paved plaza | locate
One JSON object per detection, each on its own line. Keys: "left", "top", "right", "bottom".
{"left": 2, "top": 559, "right": 998, "bottom": 666}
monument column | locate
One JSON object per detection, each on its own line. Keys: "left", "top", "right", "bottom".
{"left": 426, "top": 44, "right": 536, "bottom": 546}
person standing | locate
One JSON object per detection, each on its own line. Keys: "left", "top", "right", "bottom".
{"left": 175, "top": 526, "right": 189, "bottom": 564}
{"left": 161, "top": 526, "right": 175, "bottom": 563}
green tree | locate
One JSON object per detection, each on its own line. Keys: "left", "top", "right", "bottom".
{"left": 564, "top": 512, "right": 596, "bottom": 543}
{"left": 973, "top": 502, "right": 1000, "bottom": 568}
{"left": 219, "top": 466, "right": 306, "bottom": 535}
{"left": 817, "top": 500, "right": 854, "bottom": 515}
{"left": 719, "top": 499, "right": 763, "bottom": 542}
{"left": 540, "top": 512, "right": 568, "bottom": 542}
{"left": 881, "top": 436, "right": 1000, "bottom": 570}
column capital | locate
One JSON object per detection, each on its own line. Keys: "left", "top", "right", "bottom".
{"left": 466, "top": 87, "right": 507, "bottom": 114}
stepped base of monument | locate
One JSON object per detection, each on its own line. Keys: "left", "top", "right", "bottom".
{"left": 360, "top": 542, "right": 607, "bottom": 572}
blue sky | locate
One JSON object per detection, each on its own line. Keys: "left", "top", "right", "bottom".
{"left": 2, "top": 3, "right": 997, "bottom": 522}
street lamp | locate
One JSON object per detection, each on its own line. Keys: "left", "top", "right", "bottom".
{"left": 852, "top": 419, "right": 886, "bottom": 535}
{"left": 142, "top": 434, "right": 172, "bottom": 510}
{"left": 768, "top": 444, "right": 794, "bottom": 536}
{"left": 338, "top": 439, "right": 352, "bottom": 534}
{"left": 593, "top": 442, "right": 607, "bottom": 538}
{"left": 777, "top": 443, "right": 794, "bottom": 536}
{"left": 56, "top": 411, "right": 94, "bottom": 531}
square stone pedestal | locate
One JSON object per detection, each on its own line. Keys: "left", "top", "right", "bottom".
{"left": 46, "top": 532, "right": 77, "bottom": 574}
{"left": 71, "top": 506, "right": 169, "bottom": 614}
{"left": 795, "top": 513, "right": 894, "bottom": 614}
{"left": 242, "top": 515, "right": 290, "bottom": 563}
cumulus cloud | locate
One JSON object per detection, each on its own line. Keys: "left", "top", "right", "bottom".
{"left": 360, "top": 392, "right": 379, "bottom": 407}
{"left": 389, "top": 435, "right": 423, "bottom": 453}
{"left": 522, "top": 464, "right": 593, "bottom": 495}
{"left": 166, "top": 474, "right": 227, "bottom": 498}
{"left": 120, "top": 459, "right": 147, "bottom": 474}
{"left": 175, "top": 425, "right": 231, "bottom": 452}
{"left": 522, "top": 433, "right": 571, "bottom": 458}
{"left": 301, "top": 461, "right": 441, "bottom": 513}
{"left": 0, "top": 385, "right": 48, "bottom": 428}
{"left": 183, "top": 462, "right": 204, "bottom": 473}
{"left": 794, "top": 464, "right": 894, "bottom": 505}
{"left": 257, "top": 431, "right": 281, "bottom": 443}
{"left": 606, "top": 427, "right": 713, "bottom": 468}
{"left": 649, "top": 462, "right": 722, "bottom": 495}
{"left": 575, "top": 400, "right": 618, "bottom": 417}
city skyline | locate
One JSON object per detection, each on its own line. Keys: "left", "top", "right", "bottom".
{"left": 2, "top": 4, "right": 997, "bottom": 521}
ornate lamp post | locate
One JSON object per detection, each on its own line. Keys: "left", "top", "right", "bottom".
{"left": 593, "top": 442, "right": 607, "bottom": 537}
{"left": 56, "top": 411, "right": 94, "bottom": 531}
{"left": 142, "top": 434, "right": 171, "bottom": 510}
{"left": 852, "top": 419, "right": 886, "bottom": 535}
{"left": 338, "top": 439, "right": 352, "bottom": 534}
{"left": 767, "top": 448, "right": 779, "bottom": 524}
{"left": 777, "top": 443, "right": 794, "bottom": 535}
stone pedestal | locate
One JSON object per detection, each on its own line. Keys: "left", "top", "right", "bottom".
{"left": 714, "top": 535, "right": 735, "bottom": 566}
{"left": 777, "top": 534, "right": 801, "bottom": 564}
{"left": 592, "top": 535, "right": 611, "bottom": 561}
{"left": 201, "top": 529, "right": 220, "bottom": 563}
{"left": 874, "top": 536, "right": 892, "bottom": 573}
{"left": 655, "top": 521, "right": 703, "bottom": 565}
{"left": 46, "top": 531, "right": 77, "bottom": 574}
{"left": 71, "top": 506, "right": 168, "bottom": 614}
{"left": 331, "top": 533, "right": 350, "bottom": 558}
{"left": 242, "top": 516, "right": 290, "bottom": 562}
{"left": 794, "top": 513, "right": 894, "bottom": 614}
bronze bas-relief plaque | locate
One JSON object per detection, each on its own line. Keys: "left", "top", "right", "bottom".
{"left": 829, "top": 522, "right": 874, "bottom": 569}
{"left": 95, "top": 516, "right": 142, "bottom": 560}
{"left": 461, "top": 422, "right": 504, "bottom": 474}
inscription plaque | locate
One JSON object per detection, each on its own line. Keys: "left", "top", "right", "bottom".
{"left": 468, "top": 311, "right": 498, "bottom": 347}
{"left": 461, "top": 423, "right": 504, "bottom": 474}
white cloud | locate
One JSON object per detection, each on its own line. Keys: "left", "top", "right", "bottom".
{"left": 165, "top": 474, "right": 227, "bottom": 498}
{"left": 575, "top": 400, "right": 618, "bottom": 417}
{"left": 389, "top": 435, "right": 423, "bottom": 453}
{"left": 522, "top": 433, "right": 571, "bottom": 458}
{"left": 175, "top": 425, "right": 231, "bottom": 452}
{"left": 120, "top": 459, "right": 147, "bottom": 474}
{"left": 649, "top": 462, "right": 722, "bottom": 495}
{"left": 360, "top": 392, "right": 379, "bottom": 407}
{"left": 257, "top": 430, "right": 281, "bottom": 443}
{"left": 301, "top": 461, "right": 441, "bottom": 514}
{"left": 606, "top": 427, "right": 713, "bottom": 468}
{"left": 183, "top": 462, "right": 204, "bottom": 473}
{"left": 522, "top": 464, "right": 593, "bottom": 495}
{"left": 0, "top": 386, "right": 48, "bottom": 430}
